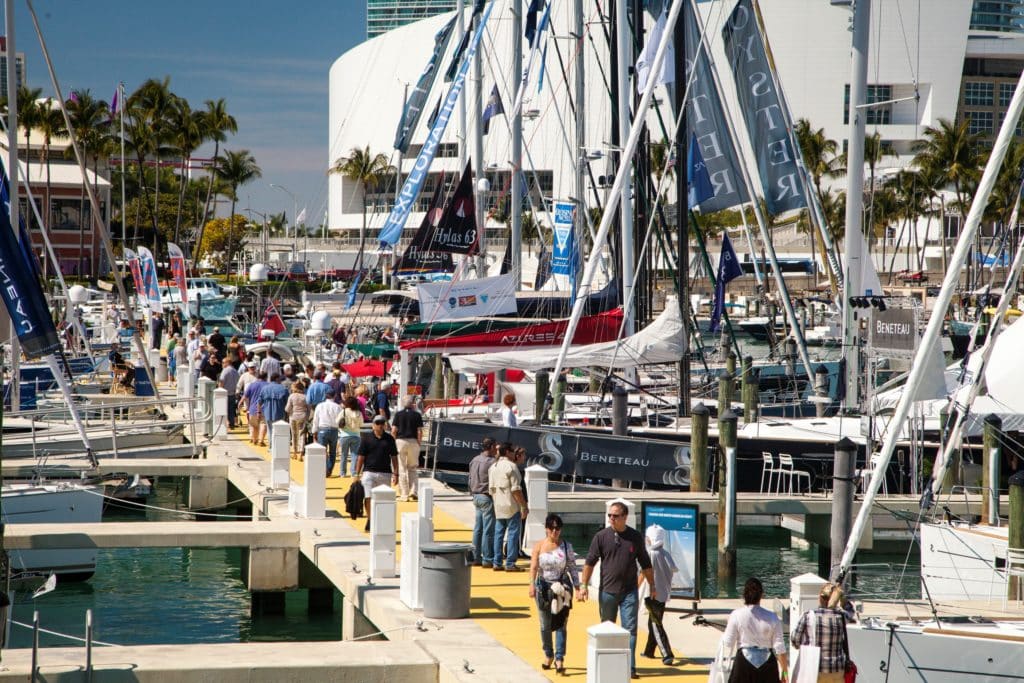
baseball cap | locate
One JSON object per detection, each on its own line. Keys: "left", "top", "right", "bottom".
{"left": 372, "top": 415, "right": 387, "bottom": 424}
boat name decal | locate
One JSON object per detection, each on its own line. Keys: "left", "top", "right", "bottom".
{"left": 578, "top": 450, "right": 650, "bottom": 468}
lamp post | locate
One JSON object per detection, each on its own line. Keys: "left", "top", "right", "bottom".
{"left": 269, "top": 183, "right": 297, "bottom": 238}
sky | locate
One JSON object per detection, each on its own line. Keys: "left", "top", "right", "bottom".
{"left": 6, "top": 0, "right": 368, "bottom": 228}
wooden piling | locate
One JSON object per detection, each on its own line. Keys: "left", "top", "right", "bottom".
{"left": 830, "top": 438, "right": 857, "bottom": 580}
{"left": 982, "top": 414, "right": 1002, "bottom": 525}
{"left": 691, "top": 403, "right": 709, "bottom": 493}
{"left": 718, "top": 408, "right": 738, "bottom": 583}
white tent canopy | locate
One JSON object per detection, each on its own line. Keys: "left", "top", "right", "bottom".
{"left": 447, "top": 298, "right": 684, "bottom": 374}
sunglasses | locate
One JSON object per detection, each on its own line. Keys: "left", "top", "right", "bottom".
{"left": 607, "top": 512, "right": 624, "bottom": 518}
{"left": 547, "top": 525, "right": 563, "bottom": 531}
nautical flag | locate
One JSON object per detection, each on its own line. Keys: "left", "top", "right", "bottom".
{"left": 444, "top": 0, "right": 488, "bottom": 82}
{"left": 125, "top": 248, "right": 145, "bottom": 298}
{"left": 710, "top": 232, "right": 744, "bottom": 333}
{"left": 380, "top": 1, "right": 495, "bottom": 247}
{"left": 167, "top": 242, "right": 188, "bottom": 304}
{"left": 346, "top": 273, "right": 362, "bottom": 310}
{"left": 538, "top": 41, "right": 548, "bottom": 93}
{"left": 482, "top": 84, "right": 504, "bottom": 135}
{"left": 688, "top": 134, "right": 715, "bottom": 209}
{"left": 722, "top": 0, "right": 806, "bottom": 214}
{"left": 525, "top": 0, "right": 542, "bottom": 45}
{"left": 432, "top": 161, "right": 480, "bottom": 255}
{"left": 110, "top": 87, "right": 118, "bottom": 115}
{"left": 69, "top": 90, "right": 79, "bottom": 103}
{"left": 0, "top": 165, "right": 60, "bottom": 359}
{"left": 426, "top": 93, "right": 443, "bottom": 129}
{"left": 137, "top": 247, "right": 163, "bottom": 313}
{"left": 534, "top": 238, "right": 551, "bottom": 290}
{"left": 394, "top": 15, "right": 458, "bottom": 154}
{"left": 296, "top": 207, "right": 307, "bottom": 224}
{"left": 394, "top": 174, "right": 453, "bottom": 274}
{"left": 635, "top": 6, "right": 674, "bottom": 93}
{"left": 260, "top": 304, "right": 287, "bottom": 337}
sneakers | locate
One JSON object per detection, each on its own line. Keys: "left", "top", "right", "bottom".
{"left": 480, "top": 562, "right": 492, "bottom": 569}
{"left": 493, "top": 566, "right": 505, "bottom": 572}
{"left": 505, "top": 565, "right": 525, "bottom": 572}
{"left": 410, "top": 494, "right": 418, "bottom": 501}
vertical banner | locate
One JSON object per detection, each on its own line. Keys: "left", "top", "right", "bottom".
{"left": 721, "top": 0, "right": 806, "bottom": 215}
{"left": 393, "top": 15, "right": 458, "bottom": 154}
{"left": 379, "top": 0, "right": 496, "bottom": 247}
{"left": 684, "top": 3, "right": 748, "bottom": 212}
{"left": 641, "top": 503, "right": 700, "bottom": 599}
{"left": 137, "top": 247, "right": 163, "bottom": 313}
{"left": 167, "top": 242, "right": 188, "bottom": 305}
{"left": 551, "top": 201, "right": 576, "bottom": 276}
{"left": 124, "top": 248, "right": 145, "bottom": 297}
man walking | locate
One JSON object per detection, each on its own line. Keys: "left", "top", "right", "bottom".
{"left": 579, "top": 501, "right": 655, "bottom": 679}
{"left": 390, "top": 396, "right": 424, "bottom": 501}
{"left": 149, "top": 311, "right": 165, "bottom": 350}
{"left": 355, "top": 415, "right": 399, "bottom": 531}
{"left": 258, "top": 375, "right": 289, "bottom": 443}
{"left": 312, "top": 392, "right": 343, "bottom": 476}
{"left": 489, "top": 443, "right": 528, "bottom": 572}
{"left": 218, "top": 360, "right": 240, "bottom": 430}
{"left": 469, "top": 437, "right": 497, "bottom": 568}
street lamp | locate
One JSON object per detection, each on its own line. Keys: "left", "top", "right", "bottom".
{"left": 269, "top": 183, "right": 297, "bottom": 238}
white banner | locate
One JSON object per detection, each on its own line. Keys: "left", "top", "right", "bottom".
{"left": 417, "top": 273, "right": 517, "bottom": 322}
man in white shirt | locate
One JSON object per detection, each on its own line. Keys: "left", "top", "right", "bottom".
{"left": 311, "top": 393, "right": 343, "bottom": 476}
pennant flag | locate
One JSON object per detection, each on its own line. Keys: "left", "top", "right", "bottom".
{"left": 722, "top": 0, "right": 806, "bottom": 214}
{"left": 0, "top": 166, "right": 60, "bottom": 359}
{"left": 426, "top": 93, "right": 443, "bottom": 129}
{"left": 260, "top": 304, "right": 287, "bottom": 336}
{"left": 167, "top": 242, "right": 188, "bottom": 304}
{"left": 710, "top": 232, "right": 744, "bottom": 333}
{"left": 684, "top": 3, "right": 748, "bottom": 212}
{"left": 444, "top": 0, "right": 489, "bottom": 83}
{"left": 538, "top": 41, "right": 549, "bottom": 93}
{"left": 551, "top": 200, "right": 576, "bottom": 276}
{"left": 137, "top": 247, "right": 163, "bottom": 313}
{"left": 688, "top": 134, "right": 715, "bottom": 209}
{"left": 394, "top": 15, "right": 458, "bottom": 154}
{"left": 482, "top": 84, "right": 504, "bottom": 135}
{"left": 525, "top": 0, "right": 542, "bottom": 45}
{"left": 380, "top": 1, "right": 495, "bottom": 247}
{"left": 110, "top": 87, "right": 118, "bottom": 115}
{"left": 635, "top": 6, "right": 675, "bottom": 93}
{"left": 395, "top": 174, "right": 454, "bottom": 274}
{"left": 125, "top": 248, "right": 145, "bottom": 297}
{"left": 534, "top": 238, "right": 551, "bottom": 290}
{"left": 69, "top": 90, "right": 79, "bottom": 103}
{"left": 296, "top": 207, "right": 307, "bottom": 224}
{"left": 431, "top": 161, "right": 480, "bottom": 255}
{"left": 346, "top": 273, "right": 362, "bottom": 310}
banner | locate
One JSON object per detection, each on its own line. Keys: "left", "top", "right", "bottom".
{"left": 429, "top": 161, "right": 480, "bottom": 254}
{"left": 683, "top": 3, "right": 749, "bottom": 212}
{"left": 137, "top": 246, "right": 163, "bottom": 313}
{"left": 710, "top": 232, "right": 743, "bottom": 332}
{"left": 551, "top": 201, "right": 576, "bottom": 277}
{"left": 124, "top": 248, "right": 145, "bottom": 297}
{"left": 417, "top": 272, "right": 517, "bottom": 321}
{"left": 379, "top": 0, "right": 495, "bottom": 247}
{"left": 722, "top": 0, "right": 806, "bottom": 214}
{"left": 394, "top": 15, "right": 458, "bottom": 154}
{"left": 0, "top": 194, "right": 60, "bottom": 360}
{"left": 167, "top": 242, "right": 188, "bottom": 305}
{"left": 635, "top": 5, "right": 674, "bottom": 93}
{"left": 641, "top": 503, "right": 700, "bottom": 599}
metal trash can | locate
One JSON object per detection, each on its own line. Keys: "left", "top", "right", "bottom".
{"left": 420, "top": 542, "right": 474, "bottom": 619}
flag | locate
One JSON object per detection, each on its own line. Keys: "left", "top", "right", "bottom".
{"left": 394, "top": 15, "right": 458, "bottom": 153}
{"left": 431, "top": 161, "right": 480, "bottom": 254}
{"left": 167, "top": 242, "right": 188, "bottom": 304}
{"left": 538, "top": 41, "right": 548, "bottom": 93}
{"left": 426, "top": 93, "right": 443, "bottom": 129}
{"left": 296, "top": 207, "right": 307, "bottom": 224}
{"left": 688, "top": 134, "right": 715, "bottom": 209}
{"left": 444, "top": 0, "right": 488, "bottom": 82}
{"left": 534, "top": 238, "right": 551, "bottom": 290}
{"left": 69, "top": 90, "right": 79, "bottom": 103}
{"left": 525, "top": 0, "right": 542, "bottom": 45}
{"left": 482, "top": 84, "right": 504, "bottom": 135}
{"left": 137, "top": 247, "right": 163, "bottom": 313}
{"left": 110, "top": 87, "right": 118, "bottom": 115}
{"left": 394, "top": 175, "right": 453, "bottom": 275}
{"left": 710, "top": 232, "right": 744, "bottom": 333}
{"left": 260, "top": 304, "right": 286, "bottom": 336}
{"left": 635, "top": 6, "right": 674, "bottom": 93}
{"left": 346, "top": 273, "right": 362, "bottom": 310}
{"left": 125, "top": 248, "right": 145, "bottom": 298}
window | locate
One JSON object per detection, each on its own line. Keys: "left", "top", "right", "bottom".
{"left": 966, "top": 110, "right": 994, "bottom": 136}
{"left": 998, "top": 112, "right": 1024, "bottom": 136}
{"left": 1001, "top": 83, "right": 1015, "bottom": 107}
{"left": 50, "top": 197, "right": 105, "bottom": 232}
{"left": 844, "top": 84, "right": 892, "bottom": 125}
{"left": 964, "top": 81, "right": 994, "bottom": 106}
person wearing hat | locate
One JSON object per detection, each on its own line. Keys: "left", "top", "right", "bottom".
{"left": 355, "top": 415, "right": 399, "bottom": 531}
{"left": 208, "top": 326, "right": 226, "bottom": 356}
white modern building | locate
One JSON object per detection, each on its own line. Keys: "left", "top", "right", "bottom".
{"left": 328, "top": 0, "right": 1024, "bottom": 272}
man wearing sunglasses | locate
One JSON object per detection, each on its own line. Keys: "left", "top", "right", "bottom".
{"left": 579, "top": 502, "right": 654, "bottom": 679}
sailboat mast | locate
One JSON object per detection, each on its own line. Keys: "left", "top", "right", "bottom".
{"left": 675, "top": 1, "right": 690, "bottom": 416}
{"left": 841, "top": 0, "right": 870, "bottom": 412}
{"left": 4, "top": 0, "right": 20, "bottom": 412}
{"left": 615, "top": 0, "right": 636, "bottom": 339}
{"left": 473, "top": 7, "right": 486, "bottom": 276}
{"left": 457, "top": 0, "right": 467, "bottom": 170}
{"left": 574, "top": 0, "right": 586, "bottom": 291}
{"left": 510, "top": 0, "right": 523, "bottom": 286}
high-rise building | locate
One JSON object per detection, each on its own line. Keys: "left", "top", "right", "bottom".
{"left": 0, "top": 36, "right": 25, "bottom": 103}
{"left": 971, "top": 1, "right": 1024, "bottom": 32}
{"left": 366, "top": 0, "right": 457, "bottom": 39}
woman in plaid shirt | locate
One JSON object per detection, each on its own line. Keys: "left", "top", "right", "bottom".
{"left": 792, "top": 583, "right": 850, "bottom": 682}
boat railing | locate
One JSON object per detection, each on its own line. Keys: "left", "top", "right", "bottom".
{"left": 940, "top": 485, "right": 996, "bottom": 525}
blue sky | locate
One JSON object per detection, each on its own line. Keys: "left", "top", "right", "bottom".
{"left": 8, "top": 0, "right": 367, "bottom": 227}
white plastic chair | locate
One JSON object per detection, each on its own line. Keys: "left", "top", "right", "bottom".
{"left": 760, "top": 452, "right": 783, "bottom": 494}
{"left": 859, "top": 453, "right": 889, "bottom": 495}
{"left": 778, "top": 453, "right": 811, "bottom": 494}
{"left": 1006, "top": 548, "right": 1024, "bottom": 609}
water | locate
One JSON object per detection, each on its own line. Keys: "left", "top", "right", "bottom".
{"left": 8, "top": 478, "right": 342, "bottom": 649}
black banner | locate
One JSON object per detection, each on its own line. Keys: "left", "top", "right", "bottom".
{"left": 394, "top": 15, "right": 457, "bottom": 154}
{"left": 430, "top": 161, "right": 479, "bottom": 254}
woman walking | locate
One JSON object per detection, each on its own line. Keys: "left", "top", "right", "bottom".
{"left": 791, "top": 583, "right": 850, "bottom": 683}
{"left": 339, "top": 396, "right": 365, "bottom": 476}
{"left": 528, "top": 513, "right": 581, "bottom": 675}
{"left": 721, "top": 577, "right": 789, "bottom": 683}
{"left": 285, "top": 382, "right": 310, "bottom": 459}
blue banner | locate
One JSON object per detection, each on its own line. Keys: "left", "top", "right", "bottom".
{"left": 0, "top": 169, "right": 60, "bottom": 359}
{"left": 379, "top": 0, "right": 496, "bottom": 248}
{"left": 137, "top": 246, "right": 163, "bottom": 313}
{"left": 722, "top": 0, "right": 806, "bottom": 214}
{"left": 551, "top": 200, "right": 576, "bottom": 277}
{"left": 394, "top": 15, "right": 457, "bottom": 154}
{"left": 711, "top": 231, "right": 744, "bottom": 333}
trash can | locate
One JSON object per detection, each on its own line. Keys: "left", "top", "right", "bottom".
{"left": 420, "top": 542, "right": 474, "bottom": 619}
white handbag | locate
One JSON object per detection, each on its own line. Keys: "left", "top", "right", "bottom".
{"left": 792, "top": 610, "right": 821, "bottom": 683}
{"left": 708, "top": 640, "right": 734, "bottom": 683}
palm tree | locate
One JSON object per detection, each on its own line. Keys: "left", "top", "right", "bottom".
{"left": 214, "top": 149, "right": 261, "bottom": 276}
{"left": 914, "top": 118, "right": 982, "bottom": 223}
{"left": 65, "top": 90, "right": 112, "bottom": 275}
{"left": 14, "top": 87, "right": 42, "bottom": 206}
{"left": 864, "top": 131, "right": 895, "bottom": 252}
{"left": 169, "top": 98, "right": 205, "bottom": 243}
{"left": 330, "top": 145, "right": 391, "bottom": 271}
{"left": 794, "top": 119, "right": 844, "bottom": 286}
{"left": 37, "top": 99, "right": 67, "bottom": 276}
{"left": 196, "top": 99, "right": 238, "bottom": 251}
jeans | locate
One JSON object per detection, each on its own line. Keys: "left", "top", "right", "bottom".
{"left": 536, "top": 581, "right": 567, "bottom": 660}
{"left": 226, "top": 395, "right": 237, "bottom": 429}
{"left": 317, "top": 427, "right": 339, "bottom": 475}
{"left": 599, "top": 589, "right": 639, "bottom": 673}
{"left": 472, "top": 494, "right": 495, "bottom": 564}
{"left": 339, "top": 433, "right": 360, "bottom": 477}
{"left": 493, "top": 514, "right": 522, "bottom": 569}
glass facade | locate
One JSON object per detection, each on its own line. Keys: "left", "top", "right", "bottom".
{"left": 367, "top": 0, "right": 458, "bottom": 39}
{"left": 970, "top": 1, "right": 1024, "bottom": 32}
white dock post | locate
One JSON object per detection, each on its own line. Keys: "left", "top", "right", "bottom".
{"left": 289, "top": 442, "right": 325, "bottom": 519}
{"left": 789, "top": 573, "right": 827, "bottom": 637}
{"left": 524, "top": 464, "right": 549, "bottom": 549}
{"left": 270, "top": 419, "right": 291, "bottom": 488}
{"left": 416, "top": 479, "right": 434, "bottom": 523}
{"left": 213, "top": 388, "right": 228, "bottom": 440}
{"left": 400, "top": 510, "right": 434, "bottom": 609}
{"left": 150, "top": 348, "right": 166, "bottom": 383}
{"left": 586, "top": 621, "right": 631, "bottom": 683}
{"left": 177, "top": 364, "right": 191, "bottom": 399}
{"left": 198, "top": 377, "right": 216, "bottom": 436}
{"left": 370, "top": 485, "right": 397, "bottom": 578}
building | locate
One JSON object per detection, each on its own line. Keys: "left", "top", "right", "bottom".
{"left": 366, "top": 0, "right": 457, "bottom": 39}
{"left": 0, "top": 36, "right": 25, "bottom": 103}
{"left": 970, "top": 0, "right": 1024, "bottom": 32}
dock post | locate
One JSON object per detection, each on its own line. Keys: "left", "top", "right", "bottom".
{"left": 523, "top": 464, "right": 549, "bottom": 549}
{"left": 213, "top": 387, "right": 228, "bottom": 440}
{"left": 718, "top": 408, "right": 738, "bottom": 583}
{"left": 431, "top": 354, "right": 443, "bottom": 399}
{"left": 784, "top": 338, "right": 797, "bottom": 379}
{"left": 198, "top": 377, "right": 216, "bottom": 437}
{"left": 586, "top": 621, "right": 630, "bottom": 683}
{"left": 536, "top": 370, "right": 550, "bottom": 423}
{"left": 690, "top": 404, "right": 709, "bottom": 492}
{"left": 814, "top": 365, "right": 830, "bottom": 418}
{"left": 554, "top": 372, "right": 567, "bottom": 423}
{"left": 830, "top": 438, "right": 857, "bottom": 581}
{"left": 612, "top": 386, "right": 628, "bottom": 488}
{"left": 400, "top": 512, "right": 432, "bottom": 609}
{"left": 717, "top": 371, "right": 733, "bottom": 418}
{"left": 270, "top": 419, "right": 291, "bottom": 489}
{"left": 1009, "top": 472, "right": 1024, "bottom": 601}
{"left": 983, "top": 414, "right": 1002, "bottom": 525}
{"left": 289, "top": 443, "right": 326, "bottom": 519}
{"left": 940, "top": 406, "right": 960, "bottom": 492}
{"left": 370, "top": 485, "right": 397, "bottom": 579}
{"left": 741, "top": 355, "right": 756, "bottom": 424}
{"left": 176, "top": 363, "right": 190, "bottom": 398}
{"left": 726, "top": 352, "right": 737, "bottom": 375}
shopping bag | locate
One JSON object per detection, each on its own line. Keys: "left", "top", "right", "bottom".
{"left": 792, "top": 610, "right": 820, "bottom": 683}
{"left": 707, "top": 641, "right": 733, "bottom": 683}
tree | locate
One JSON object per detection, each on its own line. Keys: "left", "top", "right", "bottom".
{"left": 14, "top": 87, "right": 42, "bottom": 203}
{"left": 170, "top": 98, "right": 205, "bottom": 243}
{"left": 65, "top": 90, "right": 113, "bottom": 274}
{"left": 37, "top": 99, "right": 67, "bottom": 276}
{"left": 197, "top": 215, "right": 248, "bottom": 270}
{"left": 214, "top": 149, "right": 261, "bottom": 275}
{"left": 196, "top": 98, "right": 237, "bottom": 250}
{"left": 330, "top": 145, "right": 391, "bottom": 271}
{"left": 913, "top": 118, "right": 982, "bottom": 223}
{"left": 864, "top": 131, "right": 895, "bottom": 250}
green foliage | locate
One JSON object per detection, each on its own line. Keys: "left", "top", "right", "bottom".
{"left": 198, "top": 215, "right": 248, "bottom": 270}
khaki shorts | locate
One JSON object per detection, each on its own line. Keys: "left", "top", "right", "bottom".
{"left": 361, "top": 471, "right": 392, "bottom": 496}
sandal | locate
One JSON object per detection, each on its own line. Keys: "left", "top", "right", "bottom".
{"left": 541, "top": 658, "right": 553, "bottom": 671}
